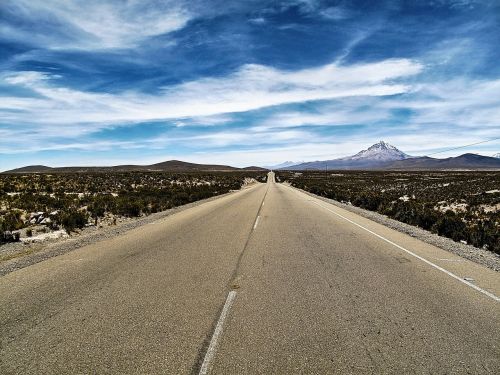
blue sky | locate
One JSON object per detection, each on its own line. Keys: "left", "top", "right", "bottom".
{"left": 1, "top": 0, "right": 499, "bottom": 169}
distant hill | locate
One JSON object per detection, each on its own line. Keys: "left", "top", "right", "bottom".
{"left": 241, "top": 166, "right": 269, "bottom": 171}
{"left": 145, "top": 160, "right": 239, "bottom": 172}
{"left": 3, "top": 160, "right": 268, "bottom": 173}
{"left": 388, "top": 153, "right": 500, "bottom": 170}
{"left": 282, "top": 142, "right": 500, "bottom": 171}
{"left": 4, "top": 165, "right": 54, "bottom": 173}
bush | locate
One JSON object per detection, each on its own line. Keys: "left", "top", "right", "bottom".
{"left": 0, "top": 171, "right": 269, "bottom": 242}
{"left": 88, "top": 200, "right": 106, "bottom": 225}
{"left": 432, "top": 213, "right": 467, "bottom": 242}
{"left": 2, "top": 210, "right": 23, "bottom": 231}
{"left": 60, "top": 210, "right": 88, "bottom": 234}
{"left": 117, "top": 199, "right": 142, "bottom": 217}
{"left": 1, "top": 231, "right": 20, "bottom": 243}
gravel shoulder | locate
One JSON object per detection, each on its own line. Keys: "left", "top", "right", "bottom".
{"left": 0, "top": 187, "right": 254, "bottom": 277}
{"left": 292, "top": 185, "right": 500, "bottom": 272}
{"left": 2, "top": 181, "right": 498, "bottom": 276}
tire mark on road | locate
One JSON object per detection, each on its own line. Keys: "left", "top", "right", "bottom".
{"left": 191, "top": 176, "right": 272, "bottom": 374}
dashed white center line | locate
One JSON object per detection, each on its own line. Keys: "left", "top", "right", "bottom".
{"left": 199, "top": 291, "right": 237, "bottom": 375}
{"left": 253, "top": 215, "right": 260, "bottom": 230}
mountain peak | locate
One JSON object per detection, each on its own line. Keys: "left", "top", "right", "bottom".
{"left": 277, "top": 142, "right": 500, "bottom": 171}
{"left": 345, "top": 141, "right": 410, "bottom": 162}
{"left": 368, "top": 141, "right": 398, "bottom": 151}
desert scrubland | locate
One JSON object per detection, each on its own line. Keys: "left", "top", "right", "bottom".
{"left": 0, "top": 171, "right": 267, "bottom": 246}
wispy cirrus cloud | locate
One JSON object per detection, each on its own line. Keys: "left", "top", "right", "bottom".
{"left": 1, "top": 0, "right": 499, "bottom": 169}
{"left": 250, "top": 100, "right": 391, "bottom": 132}
{"left": 0, "top": 0, "right": 191, "bottom": 49}
{"left": 0, "top": 58, "right": 422, "bottom": 157}
{"left": 3, "top": 58, "right": 500, "bottom": 159}
{"left": 1, "top": 58, "right": 422, "bottom": 125}
{"left": 383, "top": 78, "right": 500, "bottom": 129}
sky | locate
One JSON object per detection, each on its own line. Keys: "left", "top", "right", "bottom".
{"left": 1, "top": 0, "right": 499, "bottom": 170}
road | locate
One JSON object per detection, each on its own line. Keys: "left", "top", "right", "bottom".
{"left": 1, "top": 172, "right": 499, "bottom": 374}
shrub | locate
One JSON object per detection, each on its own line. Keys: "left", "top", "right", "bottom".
{"left": 117, "top": 199, "right": 142, "bottom": 217}
{"left": 60, "top": 210, "right": 88, "bottom": 234}
{"left": 431, "top": 213, "right": 467, "bottom": 242}
{"left": 1, "top": 231, "right": 20, "bottom": 243}
{"left": 2, "top": 210, "right": 23, "bottom": 231}
{"left": 88, "top": 200, "right": 106, "bottom": 225}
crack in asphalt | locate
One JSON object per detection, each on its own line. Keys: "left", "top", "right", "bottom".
{"left": 190, "top": 179, "right": 271, "bottom": 375}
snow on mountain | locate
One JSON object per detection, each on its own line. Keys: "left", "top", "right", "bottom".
{"left": 281, "top": 142, "right": 500, "bottom": 170}
{"left": 339, "top": 141, "right": 411, "bottom": 161}
{"left": 284, "top": 141, "right": 413, "bottom": 170}
{"left": 492, "top": 153, "right": 500, "bottom": 158}
{"left": 265, "top": 161, "right": 303, "bottom": 169}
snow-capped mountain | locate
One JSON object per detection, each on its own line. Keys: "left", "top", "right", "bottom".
{"left": 283, "top": 141, "right": 412, "bottom": 170}
{"left": 492, "top": 153, "right": 500, "bottom": 158}
{"left": 281, "top": 141, "right": 500, "bottom": 170}
{"left": 265, "top": 161, "right": 303, "bottom": 169}
{"left": 340, "top": 141, "right": 411, "bottom": 161}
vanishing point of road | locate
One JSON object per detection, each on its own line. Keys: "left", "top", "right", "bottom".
{"left": 1, "top": 173, "right": 499, "bottom": 374}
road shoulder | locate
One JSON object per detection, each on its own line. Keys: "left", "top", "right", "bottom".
{"left": 0, "top": 184, "right": 261, "bottom": 277}
{"left": 286, "top": 184, "right": 500, "bottom": 272}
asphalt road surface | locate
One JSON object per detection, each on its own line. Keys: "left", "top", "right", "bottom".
{"left": 1, "top": 173, "right": 499, "bottom": 374}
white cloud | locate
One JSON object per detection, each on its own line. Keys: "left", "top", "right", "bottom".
{"left": 3, "top": 59, "right": 500, "bottom": 162}
{"left": 4, "top": 71, "right": 54, "bottom": 85}
{"left": 1, "top": 0, "right": 191, "bottom": 49}
{"left": 319, "top": 6, "right": 351, "bottom": 20}
{"left": 6, "top": 58, "right": 498, "bottom": 160}
{"left": 187, "top": 129, "right": 313, "bottom": 147}
{"left": 1, "top": 58, "right": 422, "bottom": 127}
{"left": 383, "top": 78, "right": 500, "bottom": 129}
{"left": 251, "top": 103, "right": 391, "bottom": 132}
{"left": 182, "top": 131, "right": 500, "bottom": 167}
{"left": 249, "top": 17, "right": 266, "bottom": 24}
{"left": 173, "top": 114, "right": 235, "bottom": 127}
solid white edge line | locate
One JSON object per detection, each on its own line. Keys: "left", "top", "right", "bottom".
{"left": 253, "top": 215, "right": 260, "bottom": 230}
{"left": 199, "top": 291, "right": 237, "bottom": 375}
{"left": 308, "top": 200, "right": 499, "bottom": 302}
{"left": 281, "top": 185, "right": 499, "bottom": 302}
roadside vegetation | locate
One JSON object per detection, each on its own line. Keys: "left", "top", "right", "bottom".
{"left": 0, "top": 171, "right": 267, "bottom": 243}
{"left": 276, "top": 171, "right": 500, "bottom": 254}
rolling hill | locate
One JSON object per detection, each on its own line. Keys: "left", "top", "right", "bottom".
{"left": 3, "top": 160, "right": 267, "bottom": 173}
{"left": 388, "top": 153, "right": 500, "bottom": 170}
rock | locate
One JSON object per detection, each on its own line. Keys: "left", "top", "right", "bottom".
{"left": 1, "top": 231, "right": 20, "bottom": 242}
